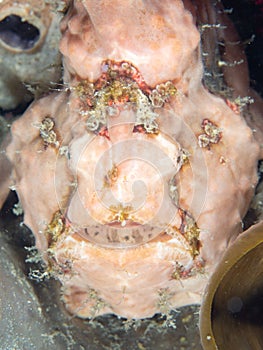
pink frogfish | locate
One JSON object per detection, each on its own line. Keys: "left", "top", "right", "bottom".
{"left": 1, "top": 0, "right": 262, "bottom": 319}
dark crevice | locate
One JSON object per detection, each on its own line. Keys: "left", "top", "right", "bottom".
{"left": 0, "top": 14, "right": 40, "bottom": 50}
{"left": 221, "top": 0, "right": 263, "bottom": 96}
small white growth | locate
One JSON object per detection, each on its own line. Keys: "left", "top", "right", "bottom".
{"left": 218, "top": 59, "right": 244, "bottom": 67}
{"left": 59, "top": 145, "right": 70, "bottom": 158}
{"left": 169, "top": 179, "right": 179, "bottom": 206}
{"left": 135, "top": 90, "right": 159, "bottom": 132}
{"left": 29, "top": 269, "right": 50, "bottom": 281}
{"left": 85, "top": 107, "right": 107, "bottom": 131}
{"left": 12, "top": 201, "right": 23, "bottom": 216}
{"left": 200, "top": 23, "right": 227, "bottom": 32}
{"left": 25, "top": 246, "right": 43, "bottom": 264}
{"left": 218, "top": 8, "right": 233, "bottom": 14}
{"left": 234, "top": 96, "right": 254, "bottom": 109}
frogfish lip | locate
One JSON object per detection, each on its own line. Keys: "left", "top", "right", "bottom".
{"left": 107, "top": 220, "right": 141, "bottom": 228}
{"left": 77, "top": 221, "right": 163, "bottom": 248}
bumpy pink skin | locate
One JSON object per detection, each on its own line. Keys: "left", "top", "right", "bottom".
{"left": 60, "top": 0, "right": 200, "bottom": 88}
{"left": 5, "top": 0, "right": 261, "bottom": 318}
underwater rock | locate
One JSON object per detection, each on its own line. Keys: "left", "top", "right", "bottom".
{"left": 0, "top": 0, "right": 63, "bottom": 110}
{"left": 0, "top": 229, "right": 69, "bottom": 350}
{"left": 1, "top": 0, "right": 262, "bottom": 319}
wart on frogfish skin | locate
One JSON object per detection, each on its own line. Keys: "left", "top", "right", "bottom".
{"left": 109, "top": 204, "right": 134, "bottom": 227}
{"left": 45, "top": 210, "right": 70, "bottom": 248}
{"left": 73, "top": 60, "right": 176, "bottom": 134}
{"left": 198, "top": 118, "right": 222, "bottom": 149}
{"left": 39, "top": 116, "right": 59, "bottom": 148}
{"left": 170, "top": 259, "right": 205, "bottom": 281}
{"left": 39, "top": 210, "right": 74, "bottom": 276}
{"left": 104, "top": 164, "right": 119, "bottom": 187}
{"left": 179, "top": 209, "right": 201, "bottom": 258}
{"left": 149, "top": 81, "right": 177, "bottom": 108}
